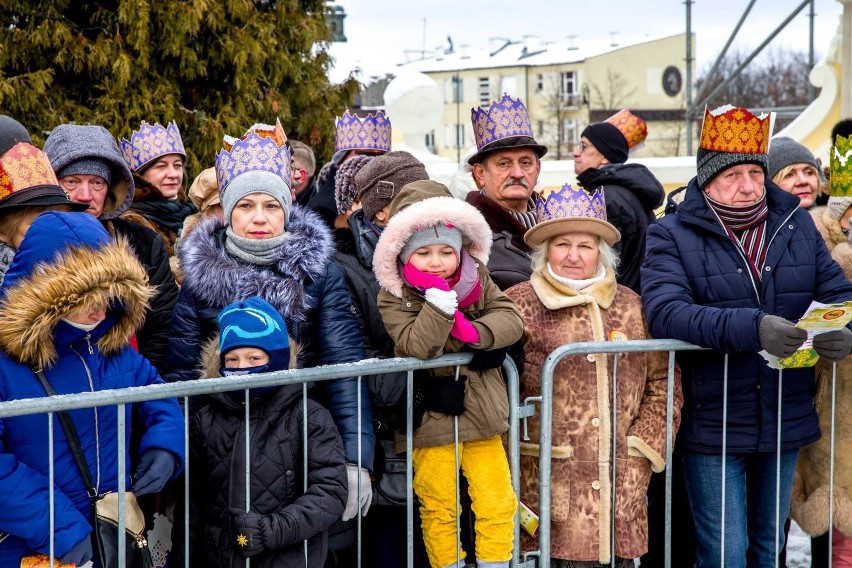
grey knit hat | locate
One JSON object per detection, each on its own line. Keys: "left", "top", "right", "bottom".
{"left": 0, "top": 115, "right": 30, "bottom": 156}
{"left": 221, "top": 170, "right": 292, "bottom": 224}
{"left": 697, "top": 147, "right": 768, "bottom": 189}
{"left": 354, "top": 151, "right": 429, "bottom": 221}
{"left": 399, "top": 222, "right": 463, "bottom": 264}
{"left": 827, "top": 197, "right": 852, "bottom": 221}
{"left": 43, "top": 124, "right": 135, "bottom": 219}
{"left": 56, "top": 158, "right": 113, "bottom": 185}
{"left": 767, "top": 137, "right": 818, "bottom": 181}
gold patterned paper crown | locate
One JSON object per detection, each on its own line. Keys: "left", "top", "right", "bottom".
{"left": 831, "top": 133, "right": 852, "bottom": 197}
{"left": 471, "top": 93, "right": 535, "bottom": 151}
{"left": 524, "top": 184, "right": 620, "bottom": 247}
{"left": 699, "top": 105, "right": 772, "bottom": 154}
{"left": 215, "top": 122, "right": 292, "bottom": 193}
{"left": 335, "top": 110, "right": 392, "bottom": 153}
{"left": 0, "top": 143, "right": 61, "bottom": 201}
{"left": 120, "top": 121, "right": 186, "bottom": 172}
{"left": 605, "top": 109, "right": 647, "bottom": 153}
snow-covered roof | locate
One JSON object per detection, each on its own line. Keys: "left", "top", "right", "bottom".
{"left": 397, "top": 33, "right": 683, "bottom": 73}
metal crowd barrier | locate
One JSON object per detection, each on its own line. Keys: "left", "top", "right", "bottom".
{"left": 0, "top": 340, "right": 840, "bottom": 568}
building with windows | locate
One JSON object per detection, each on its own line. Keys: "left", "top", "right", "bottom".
{"left": 396, "top": 33, "right": 691, "bottom": 161}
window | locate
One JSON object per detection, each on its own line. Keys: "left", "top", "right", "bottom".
{"left": 445, "top": 76, "right": 463, "bottom": 103}
{"left": 536, "top": 73, "right": 544, "bottom": 93}
{"left": 478, "top": 76, "right": 490, "bottom": 106}
{"left": 561, "top": 118, "right": 579, "bottom": 147}
{"left": 425, "top": 130, "right": 436, "bottom": 153}
{"left": 455, "top": 124, "right": 465, "bottom": 148}
{"left": 537, "top": 120, "right": 544, "bottom": 138}
{"left": 560, "top": 71, "right": 577, "bottom": 103}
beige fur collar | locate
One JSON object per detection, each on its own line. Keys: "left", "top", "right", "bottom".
{"left": 529, "top": 267, "right": 617, "bottom": 311}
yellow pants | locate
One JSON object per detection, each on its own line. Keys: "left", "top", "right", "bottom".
{"left": 412, "top": 435, "right": 516, "bottom": 568}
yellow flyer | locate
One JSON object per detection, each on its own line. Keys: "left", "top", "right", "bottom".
{"left": 775, "top": 301, "right": 852, "bottom": 369}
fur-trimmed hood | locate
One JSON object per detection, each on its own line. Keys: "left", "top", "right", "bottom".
{"left": 0, "top": 212, "right": 152, "bottom": 369}
{"left": 373, "top": 180, "right": 492, "bottom": 298}
{"left": 179, "top": 205, "right": 334, "bottom": 321}
{"left": 43, "top": 124, "right": 135, "bottom": 220}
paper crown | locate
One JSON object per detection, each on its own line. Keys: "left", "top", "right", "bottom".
{"left": 699, "top": 105, "right": 773, "bottom": 155}
{"left": 471, "top": 93, "right": 536, "bottom": 152}
{"left": 335, "top": 110, "right": 392, "bottom": 153}
{"left": 831, "top": 132, "right": 852, "bottom": 197}
{"left": 215, "top": 122, "right": 292, "bottom": 192}
{"left": 0, "top": 143, "right": 61, "bottom": 201}
{"left": 120, "top": 121, "right": 186, "bottom": 172}
{"left": 606, "top": 109, "right": 647, "bottom": 154}
{"left": 524, "top": 184, "right": 620, "bottom": 247}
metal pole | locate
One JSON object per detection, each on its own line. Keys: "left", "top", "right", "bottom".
{"left": 685, "top": 0, "right": 694, "bottom": 154}
{"left": 808, "top": 0, "right": 816, "bottom": 102}
{"left": 455, "top": 72, "right": 461, "bottom": 163}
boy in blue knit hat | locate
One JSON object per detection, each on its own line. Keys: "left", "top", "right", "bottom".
{"left": 187, "top": 297, "right": 348, "bottom": 567}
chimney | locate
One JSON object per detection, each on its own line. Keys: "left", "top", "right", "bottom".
{"left": 523, "top": 35, "right": 541, "bottom": 53}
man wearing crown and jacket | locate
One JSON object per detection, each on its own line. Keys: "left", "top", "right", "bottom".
{"left": 573, "top": 109, "right": 664, "bottom": 294}
{"left": 641, "top": 104, "right": 852, "bottom": 568}
{"left": 467, "top": 94, "right": 548, "bottom": 291}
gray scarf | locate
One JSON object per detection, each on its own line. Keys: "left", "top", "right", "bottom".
{"left": 225, "top": 227, "right": 289, "bottom": 266}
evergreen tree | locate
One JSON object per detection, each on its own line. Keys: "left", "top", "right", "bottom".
{"left": 0, "top": 0, "right": 358, "bottom": 171}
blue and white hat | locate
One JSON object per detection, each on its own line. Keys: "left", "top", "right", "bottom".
{"left": 217, "top": 297, "right": 290, "bottom": 371}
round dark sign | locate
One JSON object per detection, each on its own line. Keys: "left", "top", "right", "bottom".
{"left": 663, "top": 66, "right": 682, "bottom": 97}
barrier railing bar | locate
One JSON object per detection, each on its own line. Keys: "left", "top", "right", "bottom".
{"left": 830, "top": 362, "right": 837, "bottom": 568}
{"left": 664, "top": 350, "right": 677, "bottom": 568}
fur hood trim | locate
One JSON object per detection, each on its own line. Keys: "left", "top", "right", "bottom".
{"left": 0, "top": 237, "right": 153, "bottom": 369}
{"left": 198, "top": 333, "right": 301, "bottom": 379}
{"left": 179, "top": 205, "right": 334, "bottom": 320}
{"left": 373, "top": 195, "right": 492, "bottom": 297}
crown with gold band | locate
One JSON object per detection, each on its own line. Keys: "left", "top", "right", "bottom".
{"left": 699, "top": 105, "right": 772, "bottom": 155}
{"left": 831, "top": 132, "right": 852, "bottom": 197}
{"left": 0, "top": 143, "right": 58, "bottom": 200}
{"left": 524, "top": 184, "right": 620, "bottom": 247}
{"left": 335, "top": 110, "right": 392, "bottom": 153}
{"left": 471, "top": 93, "right": 536, "bottom": 151}
{"left": 120, "top": 121, "right": 186, "bottom": 172}
{"left": 605, "top": 109, "right": 647, "bottom": 155}
{"left": 215, "top": 120, "right": 291, "bottom": 192}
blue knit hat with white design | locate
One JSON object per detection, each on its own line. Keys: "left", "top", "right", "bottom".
{"left": 217, "top": 297, "right": 290, "bottom": 372}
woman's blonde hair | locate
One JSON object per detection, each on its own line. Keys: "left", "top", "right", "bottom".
{"left": 531, "top": 234, "right": 620, "bottom": 275}
{"left": 0, "top": 205, "right": 72, "bottom": 247}
{"left": 772, "top": 163, "right": 828, "bottom": 201}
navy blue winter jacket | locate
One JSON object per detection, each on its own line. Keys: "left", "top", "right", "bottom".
{"left": 167, "top": 208, "right": 374, "bottom": 470}
{"left": 641, "top": 179, "right": 852, "bottom": 453}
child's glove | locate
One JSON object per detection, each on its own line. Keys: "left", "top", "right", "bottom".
{"left": 132, "top": 448, "right": 177, "bottom": 496}
{"left": 403, "top": 263, "right": 450, "bottom": 291}
{"left": 450, "top": 311, "right": 480, "bottom": 344}
{"left": 230, "top": 508, "right": 269, "bottom": 558}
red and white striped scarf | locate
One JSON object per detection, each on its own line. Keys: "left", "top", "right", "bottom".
{"left": 704, "top": 192, "right": 770, "bottom": 283}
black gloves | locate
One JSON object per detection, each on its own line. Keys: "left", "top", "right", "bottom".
{"left": 466, "top": 346, "right": 509, "bottom": 371}
{"left": 132, "top": 448, "right": 177, "bottom": 496}
{"left": 813, "top": 328, "right": 852, "bottom": 362}
{"left": 230, "top": 508, "right": 269, "bottom": 558}
{"left": 758, "top": 315, "right": 808, "bottom": 358}
{"left": 422, "top": 375, "right": 467, "bottom": 416}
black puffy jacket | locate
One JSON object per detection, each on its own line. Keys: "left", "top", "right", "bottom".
{"left": 166, "top": 207, "right": 374, "bottom": 470}
{"left": 189, "top": 384, "right": 348, "bottom": 568}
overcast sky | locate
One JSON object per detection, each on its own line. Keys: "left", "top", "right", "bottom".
{"left": 327, "top": 0, "right": 844, "bottom": 84}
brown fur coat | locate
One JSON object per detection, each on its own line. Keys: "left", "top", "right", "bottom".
{"left": 790, "top": 207, "right": 852, "bottom": 536}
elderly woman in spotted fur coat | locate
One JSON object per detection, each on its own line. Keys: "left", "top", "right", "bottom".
{"left": 505, "top": 184, "right": 682, "bottom": 568}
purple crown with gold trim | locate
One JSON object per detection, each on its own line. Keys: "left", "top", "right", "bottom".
{"left": 471, "top": 93, "right": 535, "bottom": 152}
{"left": 120, "top": 121, "right": 186, "bottom": 172}
{"left": 215, "top": 131, "right": 292, "bottom": 192}
{"left": 536, "top": 183, "right": 608, "bottom": 223}
{"left": 335, "top": 110, "right": 392, "bottom": 153}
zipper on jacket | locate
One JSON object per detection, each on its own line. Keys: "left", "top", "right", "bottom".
{"left": 72, "top": 346, "right": 101, "bottom": 493}
{"left": 85, "top": 333, "right": 94, "bottom": 355}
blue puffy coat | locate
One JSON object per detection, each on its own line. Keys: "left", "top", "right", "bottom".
{"left": 641, "top": 179, "right": 852, "bottom": 453}
{"left": 0, "top": 212, "right": 185, "bottom": 567}
{"left": 167, "top": 208, "right": 374, "bottom": 470}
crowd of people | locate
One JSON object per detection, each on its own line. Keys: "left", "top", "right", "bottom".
{"left": 0, "top": 94, "right": 851, "bottom": 568}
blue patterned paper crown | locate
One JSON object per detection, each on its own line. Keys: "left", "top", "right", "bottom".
{"left": 120, "top": 121, "right": 186, "bottom": 172}
{"left": 525, "top": 184, "right": 620, "bottom": 247}
{"left": 215, "top": 131, "right": 292, "bottom": 192}
{"left": 335, "top": 110, "right": 392, "bottom": 153}
{"left": 471, "top": 93, "right": 536, "bottom": 151}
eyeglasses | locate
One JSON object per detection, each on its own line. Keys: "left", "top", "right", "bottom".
{"left": 577, "top": 141, "right": 591, "bottom": 152}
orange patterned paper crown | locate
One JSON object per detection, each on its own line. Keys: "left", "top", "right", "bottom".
{"left": 0, "top": 143, "right": 61, "bottom": 201}
{"left": 605, "top": 109, "right": 647, "bottom": 152}
{"left": 699, "top": 105, "right": 771, "bottom": 155}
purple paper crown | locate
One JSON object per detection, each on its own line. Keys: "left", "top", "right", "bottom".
{"left": 536, "top": 184, "right": 608, "bottom": 223}
{"left": 471, "top": 93, "right": 535, "bottom": 151}
{"left": 215, "top": 131, "right": 292, "bottom": 192}
{"left": 120, "top": 121, "right": 186, "bottom": 172}
{"left": 335, "top": 110, "right": 392, "bottom": 153}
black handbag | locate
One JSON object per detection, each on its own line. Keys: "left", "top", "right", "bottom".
{"left": 35, "top": 369, "right": 154, "bottom": 568}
